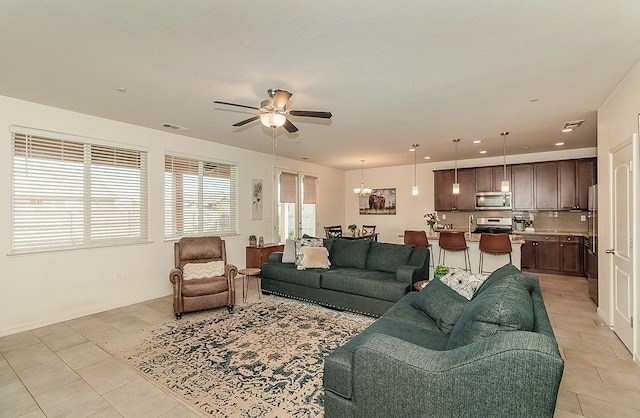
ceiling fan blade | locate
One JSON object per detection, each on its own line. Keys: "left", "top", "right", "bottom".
{"left": 272, "top": 90, "right": 292, "bottom": 108}
{"left": 289, "top": 110, "right": 332, "bottom": 119}
{"left": 232, "top": 116, "right": 260, "bottom": 127}
{"left": 283, "top": 119, "right": 299, "bottom": 133}
{"left": 214, "top": 100, "right": 259, "bottom": 110}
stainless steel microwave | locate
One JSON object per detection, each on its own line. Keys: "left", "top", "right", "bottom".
{"left": 475, "top": 192, "right": 512, "bottom": 210}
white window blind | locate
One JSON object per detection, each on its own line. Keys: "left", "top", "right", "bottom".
{"left": 164, "top": 155, "right": 238, "bottom": 239}
{"left": 11, "top": 127, "right": 149, "bottom": 253}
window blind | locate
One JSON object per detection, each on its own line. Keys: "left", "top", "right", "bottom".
{"left": 279, "top": 172, "right": 297, "bottom": 203}
{"left": 11, "top": 128, "right": 149, "bottom": 253}
{"left": 164, "top": 155, "right": 238, "bottom": 239}
{"left": 303, "top": 175, "right": 317, "bottom": 204}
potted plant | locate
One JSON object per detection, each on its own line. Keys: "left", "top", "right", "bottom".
{"left": 248, "top": 235, "right": 257, "bottom": 246}
{"left": 434, "top": 265, "right": 449, "bottom": 280}
{"left": 347, "top": 224, "right": 357, "bottom": 236}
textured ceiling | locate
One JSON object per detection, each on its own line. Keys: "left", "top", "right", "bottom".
{"left": 1, "top": 1, "right": 639, "bottom": 170}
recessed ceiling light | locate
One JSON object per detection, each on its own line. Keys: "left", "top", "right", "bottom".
{"left": 473, "top": 140, "right": 482, "bottom": 144}
{"left": 162, "top": 123, "right": 190, "bottom": 131}
{"left": 301, "top": 157, "right": 310, "bottom": 160}
{"left": 116, "top": 87, "right": 127, "bottom": 92}
{"left": 555, "top": 142, "right": 565, "bottom": 146}
{"left": 479, "top": 150, "right": 487, "bottom": 154}
{"left": 423, "top": 156, "right": 431, "bottom": 160}
{"left": 409, "top": 147, "right": 416, "bottom": 152}
{"left": 561, "top": 128, "right": 573, "bottom": 133}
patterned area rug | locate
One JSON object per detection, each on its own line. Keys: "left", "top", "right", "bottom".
{"left": 100, "top": 298, "right": 374, "bottom": 417}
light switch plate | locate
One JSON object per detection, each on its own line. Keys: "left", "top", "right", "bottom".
{"left": 581, "top": 215, "right": 586, "bottom": 221}
{"left": 442, "top": 214, "right": 446, "bottom": 220}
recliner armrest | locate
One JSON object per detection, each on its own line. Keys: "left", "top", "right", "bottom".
{"left": 169, "top": 267, "right": 183, "bottom": 285}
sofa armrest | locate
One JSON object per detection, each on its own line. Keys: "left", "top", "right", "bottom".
{"left": 348, "top": 332, "right": 563, "bottom": 418}
{"left": 267, "top": 251, "right": 284, "bottom": 263}
{"left": 169, "top": 268, "right": 183, "bottom": 285}
{"left": 395, "top": 265, "right": 421, "bottom": 285}
{"left": 225, "top": 263, "right": 238, "bottom": 279}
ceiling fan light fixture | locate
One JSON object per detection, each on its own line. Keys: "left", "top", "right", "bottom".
{"left": 260, "top": 113, "right": 286, "bottom": 128}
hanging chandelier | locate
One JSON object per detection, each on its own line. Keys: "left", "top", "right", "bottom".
{"left": 354, "top": 160, "right": 372, "bottom": 197}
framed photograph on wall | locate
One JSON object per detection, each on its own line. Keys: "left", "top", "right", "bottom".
{"left": 251, "top": 178, "right": 263, "bottom": 220}
{"left": 359, "top": 188, "right": 396, "bottom": 215}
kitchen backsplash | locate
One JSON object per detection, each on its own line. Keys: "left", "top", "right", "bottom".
{"left": 436, "top": 210, "right": 588, "bottom": 234}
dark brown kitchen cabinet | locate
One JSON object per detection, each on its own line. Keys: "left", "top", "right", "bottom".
{"left": 559, "top": 159, "right": 595, "bottom": 210}
{"left": 433, "top": 169, "right": 475, "bottom": 211}
{"left": 534, "top": 162, "right": 558, "bottom": 210}
{"left": 475, "top": 166, "right": 511, "bottom": 192}
{"left": 520, "top": 234, "right": 584, "bottom": 276}
{"left": 512, "top": 164, "right": 534, "bottom": 210}
{"left": 560, "top": 235, "right": 582, "bottom": 274}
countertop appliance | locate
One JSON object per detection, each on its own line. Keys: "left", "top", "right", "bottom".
{"left": 475, "top": 192, "right": 512, "bottom": 210}
{"left": 587, "top": 184, "right": 598, "bottom": 304}
{"left": 473, "top": 217, "right": 513, "bottom": 234}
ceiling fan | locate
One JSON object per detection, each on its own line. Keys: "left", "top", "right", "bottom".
{"left": 214, "top": 88, "right": 332, "bottom": 133}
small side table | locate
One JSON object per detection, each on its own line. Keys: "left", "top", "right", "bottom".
{"left": 239, "top": 268, "right": 261, "bottom": 303}
{"left": 413, "top": 280, "right": 430, "bottom": 291}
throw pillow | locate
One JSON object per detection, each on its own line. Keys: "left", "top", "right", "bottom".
{"left": 446, "top": 277, "right": 535, "bottom": 349}
{"left": 440, "top": 269, "right": 490, "bottom": 300}
{"left": 295, "top": 237, "right": 324, "bottom": 267}
{"left": 298, "top": 246, "right": 331, "bottom": 270}
{"left": 183, "top": 261, "right": 225, "bottom": 280}
{"left": 282, "top": 239, "right": 296, "bottom": 263}
{"left": 411, "top": 279, "right": 470, "bottom": 333}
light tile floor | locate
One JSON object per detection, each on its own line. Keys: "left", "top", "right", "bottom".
{"left": 1, "top": 274, "right": 639, "bottom": 417}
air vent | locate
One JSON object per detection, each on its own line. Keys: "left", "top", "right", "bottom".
{"left": 562, "top": 120, "right": 583, "bottom": 132}
{"left": 162, "top": 123, "right": 190, "bottom": 131}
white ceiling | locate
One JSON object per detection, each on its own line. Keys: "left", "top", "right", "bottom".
{"left": 1, "top": 1, "right": 639, "bottom": 170}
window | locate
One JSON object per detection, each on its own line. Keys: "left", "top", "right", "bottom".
{"left": 276, "top": 170, "right": 317, "bottom": 241}
{"left": 10, "top": 126, "right": 149, "bottom": 253}
{"left": 164, "top": 155, "right": 238, "bottom": 239}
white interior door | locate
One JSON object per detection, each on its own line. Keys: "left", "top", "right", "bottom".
{"left": 609, "top": 137, "right": 635, "bottom": 351}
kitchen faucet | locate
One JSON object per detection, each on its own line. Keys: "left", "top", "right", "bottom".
{"left": 468, "top": 214, "right": 474, "bottom": 235}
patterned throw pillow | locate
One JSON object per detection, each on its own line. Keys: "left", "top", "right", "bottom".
{"left": 183, "top": 261, "right": 225, "bottom": 280}
{"left": 298, "top": 246, "right": 331, "bottom": 270}
{"left": 440, "top": 269, "right": 490, "bottom": 300}
{"left": 294, "top": 237, "right": 324, "bottom": 267}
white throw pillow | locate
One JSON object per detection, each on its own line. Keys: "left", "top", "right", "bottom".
{"left": 298, "top": 246, "right": 331, "bottom": 270}
{"left": 294, "top": 237, "right": 324, "bottom": 267}
{"left": 440, "top": 269, "right": 490, "bottom": 300}
{"left": 183, "top": 261, "right": 226, "bottom": 280}
{"left": 282, "top": 239, "right": 296, "bottom": 263}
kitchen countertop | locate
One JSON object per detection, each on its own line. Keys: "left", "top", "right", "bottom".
{"left": 511, "top": 231, "right": 589, "bottom": 238}
{"left": 428, "top": 231, "right": 525, "bottom": 244}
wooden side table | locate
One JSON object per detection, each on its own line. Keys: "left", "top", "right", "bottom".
{"left": 239, "top": 268, "right": 261, "bottom": 303}
{"left": 246, "top": 243, "right": 285, "bottom": 268}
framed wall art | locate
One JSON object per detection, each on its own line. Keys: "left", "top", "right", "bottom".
{"left": 359, "top": 188, "right": 396, "bottom": 215}
{"left": 251, "top": 178, "right": 263, "bottom": 220}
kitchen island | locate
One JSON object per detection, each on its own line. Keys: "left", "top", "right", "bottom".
{"left": 427, "top": 231, "right": 524, "bottom": 275}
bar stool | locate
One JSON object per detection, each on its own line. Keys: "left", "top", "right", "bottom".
{"left": 478, "top": 233, "right": 512, "bottom": 273}
{"left": 438, "top": 231, "right": 471, "bottom": 272}
{"left": 404, "top": 230, "right": 434, "bottom": 274}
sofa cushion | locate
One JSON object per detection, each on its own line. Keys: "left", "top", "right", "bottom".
{"left": 447, "top": 276, "right": 535, "bottom": 349}
{"left": 295, "top": 237, "right": 324, "bottom": 267}
{"left": 260, "top": 263, "right": 322, "bottom": 288}
{"left": 330, "top": 239, "right": 371, "bottom": 269}
{"left": 440, "top": 269, "right": 490, "bottom": 300}
{"left": 298, "top": 246, "right": 331, "bottom": 270}
{"left": 381, "top": 292, "right": 442, "bottom": 332}
{"left": 365, "top": 241, "right": 414, "bottom": 273}
{"left": 412, "top": 279, "right": 470, "bottom": 333}
{"left": 320, "top": 269, "right": 407, "bottom": 302}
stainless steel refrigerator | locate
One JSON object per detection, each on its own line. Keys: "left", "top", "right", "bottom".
{"left": 587, "top": 184, "right": 598, "bottom": 304}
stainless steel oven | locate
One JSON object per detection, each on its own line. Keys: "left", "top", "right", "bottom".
{"left": 475, "top": 192, "right": 512, "bottom": 210}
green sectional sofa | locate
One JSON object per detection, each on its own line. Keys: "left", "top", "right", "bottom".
{"left": 260, "top": 238, "right": 430, "bottom": 317}
{"left": 323, "top": 264, "right": 564, "bottom": 418}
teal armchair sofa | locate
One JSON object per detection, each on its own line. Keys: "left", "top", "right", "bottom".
{"left": 260, "top": 238, "right": 430, "bottom": 317}
{"left": 323, "top": 264, "right": 564, "bottom": 418}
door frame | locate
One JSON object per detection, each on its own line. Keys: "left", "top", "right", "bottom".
{"left": 607, "top": 129, "right": 639, "bottom": 362}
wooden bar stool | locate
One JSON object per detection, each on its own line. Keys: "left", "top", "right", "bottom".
{"left": 478, "top": 233, "right": 512, "bottom": 273}
{"left": 438, "top": 231, "right": 471, "bottom": 272}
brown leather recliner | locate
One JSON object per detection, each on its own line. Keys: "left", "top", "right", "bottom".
{"left": 169, "top": 236, "right": 237, "bottom": 319}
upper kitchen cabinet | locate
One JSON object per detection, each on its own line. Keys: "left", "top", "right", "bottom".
{"left": 512, "top": 164, "right": 534, "bottom": 210}
{"left": 558, "top": 158, "right": 595, "bottom": 210}
{"left": 534, "top": 161, "right": 558, "bottom": 210}
{"left": 475, "top": 166, "right": 511, "bottom": 192}
{"left": 433, "top": 168, "right": 475, "bottom": 211}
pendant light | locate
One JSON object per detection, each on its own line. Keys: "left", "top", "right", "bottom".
{"left": 411, "top": 144, "right": 419, "bottom": 196}
{"left": 500, "top": 132, "right": 510, "bottom": 192}
{"left": 452, "top": 139, "right": 460, "bottom": 194}
{"left": 354, "top": 160, "right": 372, "bottom": 197}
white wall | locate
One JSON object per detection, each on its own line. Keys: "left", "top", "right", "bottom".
{"left": 0, "top": 95, "right": 345, "bottom": 336}
{"left": 344, "top": 148, "right": 596, "bottom": 244}
{"left": 598, "top": 59, "right": 640, "bottom": 361}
